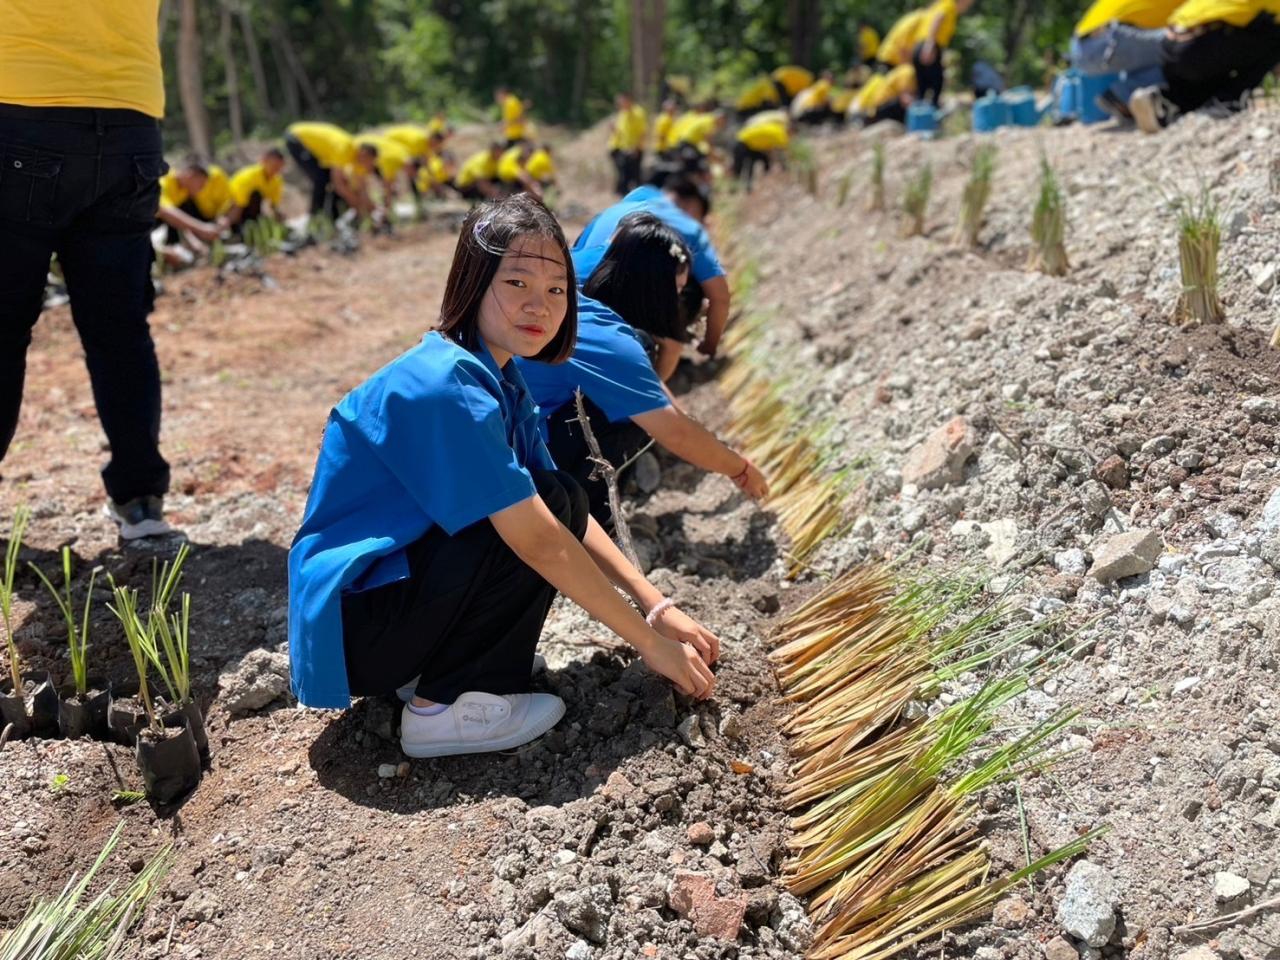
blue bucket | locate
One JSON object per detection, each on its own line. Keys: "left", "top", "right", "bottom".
{"left": 1077, "top": 72, "right": 1121, "bottom": 124}
{"left": 1056, "top": 69, "right": 1080, "bottom": 118}
{"left": 1003, "top": 89, "right": 1040, "bottom": 127}
{"left": 907, "top": 102, "right": 939, "bottom": 134}
{"left": 972, "top": 94, "right": 1010, "bottom": 133}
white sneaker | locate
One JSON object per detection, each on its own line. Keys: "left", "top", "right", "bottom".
{"left": 399, "top": 691, "right": 565, "bottom": 758}
{"left": 1128, "top": 86, "right": 1175, "bottom": 134}
{"left": 104, "top": 496, "right": 172, "bottom": 540}
{"left": 395, "top": 654, "right": 546, "bottom": 703}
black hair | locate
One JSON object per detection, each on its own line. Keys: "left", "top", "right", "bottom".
{"left": 439, "top": 193, "right": 577, "bottom": 364}
{"left": 263, "top": 147, "right": 285, "bottom": 161}
{"left": 181, "top": 156, "right": 209, "bottom": 177}
{"left": 662, "top": 173, "right": 712, "bottom": 216}
{"left": 582, "top": 211, "right": 692, "bottom": 343}
{"left": 357, "top": 142, "right": 379, "bottom": 160}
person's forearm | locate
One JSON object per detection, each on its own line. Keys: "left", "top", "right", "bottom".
{"left": 701, "top": 277, "right": 731, "bottom": 353}
{"left": 223, "top": 205, "right": 245, "bottom": 228}
{"left": 655, "top": 338, "right": 683, "bottom": 380}
{"left": 581, "top": 516, "right": 663, "bottom": 613}
{"left": 928, "top": 12, "right": 943, "bottom": 44}
{"left": 636, "top": 407, "right": 744, "bottom": 478}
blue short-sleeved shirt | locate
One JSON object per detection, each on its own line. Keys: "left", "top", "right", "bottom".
{"left": 516, "top": 294, "right": 671, "bottom": 432}
{"left": 287, "top": 333, "right": 556, "bottom": 708}
{"left": 572, "top": 185, "right": 724, "bottom": 286}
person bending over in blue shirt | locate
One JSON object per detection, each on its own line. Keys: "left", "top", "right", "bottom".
{"left": 289, "top": 194, "right": 719, "bottom": 760}
{"left": 518, "top": 213, "right": 768, "bottom": 530}
{"left": 573, "top": 176, "right": 730, "bottom": 368}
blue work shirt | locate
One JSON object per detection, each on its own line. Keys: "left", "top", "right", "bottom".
{"left": 572, "top": 185, "right": 724, "bottom": 286}
{"left": 288, "top": 332, "right": 555, "bottom": 708}
{"left": 516, "top": 294, "right": 670, "bottom": 432}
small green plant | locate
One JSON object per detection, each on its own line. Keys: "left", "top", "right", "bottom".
{"left": 209, "top": 237, "right": 227, "bottom": 269}
{"left": 1174, "top": 187, "right": 1224, "bottom": 325}
{"left": 1028, "top": 157, "right": 1069, "bottom": 276}
{"left": 30, "top": 548, "right": 99, "bottom": 698}
{"left": 836, "top": 169, "right": 855, "bottom": 208}
{"left": 788, "top": 140, "right": 819, "bottom": 196}
{"left": 107, "top": 582, "right": 160, "bottom": 733}
{"left": 868, "top": 142, "right": 886, "bottom": 212}
{"left": 2, "top": 506, "right": 31, "bottom": 696}
{"left": 902, "top": 162, "right": 933, "bottom": 237}
{"left": 111, "top": 790, "right": 146, "bottom": 805}
{"left": 0, "top": 824, "right": 172, "bottom": 959}
{"left": 955, "top": 144, "right": 997, "bottom": 247}
{"left": 1269, "top": 153, "right": 1279, "bottom": 196}
{"left": 308, "top": 210, "right": 337, "bottom": 242}
{"left": 49, "top": 772, "right": 70, "bottom": 793}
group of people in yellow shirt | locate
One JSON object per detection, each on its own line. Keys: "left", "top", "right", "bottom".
{"left": 1070, "top": 0, "right": 1280, "bottom": 132}
{"left": 604, "top": 95, "right": 730, "bottom": 196}
{"left": 155, "top": 148, "right": 288, "bottom": 259}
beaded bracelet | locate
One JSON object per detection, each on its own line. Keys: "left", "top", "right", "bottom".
{"left": 645, "top": 598, "right": 676, "bottom": 626}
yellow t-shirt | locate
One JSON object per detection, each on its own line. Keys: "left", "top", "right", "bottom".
{"left": 654, "top": 113, "right": 676, "bottom": 151}
{"left": 497, "top": 146, "right": 529, "bottom": 183}
{"left": 737, "top": 118, "right": 789, "bottom": 152}
{"left": 1169, "top": 0, "right": 1269, "bottom": 27}
{"left": 830, "top": 87, "right": 858, "bottom": 114}
{"left": 0, "top": 1, "right": 164, "bottom": 117}
{"left": 228, "top": 163, "right": 284, "bottom": 209}
{"left": 415, "top": 154, "right": 451, "bottom": 192}
{"left": 859, "top": 25, "right": 882, "bottom": 61}
{"left": 455, "top": 150, "right": 498, "bottom": 188}
{"left": 771, "top": 66, "right": 815, "bottom": 97}
{"left": 159, "top": 165, "right": 231, "bottom": 219}
{"left": 526, "top": 148, "right": 555, "bottom": 183}
{"left": 288, "top": 122, "right": 356, "bottom": 170}
{"left": 381, "top": 124, "right": 431, "bottom": 159}
{"left": 501, "top": 94, "right": 527, "bottom": 140}
{"left": 355, "top": 134, "right": 410, "bottom": 181}
{"left": 912, "top": 0, "right": 959, "bottom": 47}
{"left": 1076, "top": 0, "right": 1183, "bottom": 33}
{"left": 670, "top": 112, "right": 717, "bottom": 150}
{"left": 879, "top": 10, "right": 926, "bottom": 64}
{"left": 790, "top": 79, "right": 833, "bottom": 116}
{"left": 609, "top": 104, "right": 648, "bottom": 152}
{"left": 426, "top": 115, "right": 450, "bottom": 138}
{"left": 736, "top": 76, "right": 782, "bottom": 111}
{"left": 857, "top": 65, "right": 917, "bottom": 113}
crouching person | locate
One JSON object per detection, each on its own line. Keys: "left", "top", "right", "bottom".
{"left": 288, "top": 194, "right": 719, "bottom": 760}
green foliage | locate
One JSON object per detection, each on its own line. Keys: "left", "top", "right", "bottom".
{"left": 49, "top": 773, "right": 70, "bottom": 793}
{"left": 902, "top": 162, "right": 932, "bottom": 237}
{"left": 788, "top": 140, "right": 819, "bottom": 196}
{"left": 242, "top": 218, "right": 288, "bottom": 258}
{"left": 28, "top": 549, "right": 99, "bottom": 698}
{"left": 868, "top": 142, "right": 886, "bottom": 213}
{"left": 836, "top": 169, "right": 855, "bottom": 208}
{"left": 1029, "top": 156, "right": 1068, "bottom": 276}
{"left": 955, "top": 144, "right": 997, "bottom": 247}
{"left": 1174, "top": 187, "right": 1223, "bottom": 325}
{"left": 2, "top": 506, "right": 30, "bottom": 695}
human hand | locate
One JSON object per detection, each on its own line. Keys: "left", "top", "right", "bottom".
{"left": 638, "top": 631, "right": 716, "bottom": 699}
{"left": 732, "top": 459, "right": 769, "bottom": 500}
{"left": 920, "top": 42, "right": 937, "bottom": 65}
{"left": 653, "top": 604, "right": 721, "bottom": 665}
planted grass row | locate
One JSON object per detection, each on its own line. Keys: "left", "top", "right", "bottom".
{"left": 0, "top": 510, "right": 207, "bottom": 804}
{"left": 769, "top": 565, "right": 1101, "bottom": 959}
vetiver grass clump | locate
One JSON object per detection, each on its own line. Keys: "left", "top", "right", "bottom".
{"left": 1174, "top": 187, "right": 1224, "bottom": 325}
{"left": 868, "top": 142, "right": 886, "bottom": 212}
{"left": 955, "top": 144, "right": 997, "bottom": 247}
{"left": 2, "top": 506, "right": 30, "bottom": 702}
{"left": 1028, "top": 157, "right": 1069, "bottom": 276}
{"left": 902, "top": 162, "right": 933, "bottom": 237}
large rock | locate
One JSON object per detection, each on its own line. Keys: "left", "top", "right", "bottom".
{"left": 1056, "top": 860, "right": 1118, "bottom": 947}
{"left": 554, "top": 884, "right": 614, "bottom": 944}
{"left": 217, "top": 649, "right": 291, "bottom": 715}
{"left": 1087, "top": 530, "right": 1162, "bottom": 583}
{"left": 902, "top": 416, "right": 977, "bottom": 491}
{"left": 668, "top": 871, "right": 746, "bottom": 941}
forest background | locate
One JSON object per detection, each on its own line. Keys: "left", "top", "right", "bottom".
{"left": 166, "top": 0, "right": 1088, "bottom": 156}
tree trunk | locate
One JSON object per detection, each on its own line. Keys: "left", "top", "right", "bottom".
{"left": 630, "top": 0, "right": 665, "bottom": 108}
{"left": 177, "top": 0, "right": 212, "bottom": 157}
{"left": 236, "top": 3, "right": 273, "bottom": 123}
{"left": 570, "top": 0, "right": 592, "bottom": 124}
{"left": 270, "top": 16, "right": 321, "bottom": 116}
{"left": 788, "top": 0, "right": 821, "bottom": 68}
{"left": 219, "top": 1, "right": 245, "bottom": 151}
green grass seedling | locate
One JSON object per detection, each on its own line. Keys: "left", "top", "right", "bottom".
{"left": 2, "top": 506, "right": 31, "bottom": 696}
{"left": 29, "top": 548, "right": 99, "bottom": 698}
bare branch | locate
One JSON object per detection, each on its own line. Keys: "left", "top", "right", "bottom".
{"left": 1172, "top": 895, "right": 1280, "bottom": 936}
{"left": 573, "top": 389, "right": 640, "bottom": 568}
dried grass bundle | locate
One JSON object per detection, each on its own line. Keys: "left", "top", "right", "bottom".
{"left": 1174, "top": 188, "right": 1224, "bottom": 325}
{"left": 901, "top": 163, "right": 933, "bottom": 237}
{"left": 1028, "top": 157, "right": 1068, "bottom": 276}
{"left": 869, "top": 142, "right": 886, "bottom": 212}
{"left": 954, "top": 145, "right": 996, "bottom": 247}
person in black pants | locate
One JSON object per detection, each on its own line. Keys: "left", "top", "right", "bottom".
{"left": 0, "top": 110, "right": 171, "bottom": 538}
{"left": 912, "top": 42, "right": 946, "bottom": 106}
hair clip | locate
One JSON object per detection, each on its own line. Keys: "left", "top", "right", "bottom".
{"left": 669, "top": 242, "right": 688, "bottom": 263}
{"left": 473, "top": 218, "right": 493, "bottom": 237}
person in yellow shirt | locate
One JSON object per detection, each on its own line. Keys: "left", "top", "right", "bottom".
{"left": 526, "top": 145, "right": 556, "bottom": 188}
{"left": 1129, "top": 0, "right": 1280, "bottom": 131}
{"left": 497, "top": 142, "right": 541, "bottom": 197}
{"left": 856, "top": 23, "right": 881, "bottom": 65}
{"left": 790, "top": 71, "right": 835, "bottom": 124}
{"left": 155, "top": 159, "right": 230, "bottom": 248}
{"left": 285, "top": 121, "right": 378, "bottom": 219}
{"left": 850, "top": 64, "right": 919, "bottom": 126}
{"left": 735, "top": 75, "right": 782, "bottom": 119}
{"left": 733, "top": 113, "right": 791, "bottom": 189}
{"left": 608, "top": 92, "right": 648, "bottom": 197}
{"left": 0, "top": 1, "right": 174, "bottom": 538}
{"left": 224, "top": 147, "right": 287, "bottom": 234}
{"left": 453, "top": 143, "right": 504, "bottom": 201}
{"left": 415, "top": 141, "right": 455, "bottom": 200}
{"left": 770, "top": 65, "right": 814, "bottom": 104}
{"left": 426, "top": 113, "right": 453, "bottom": 141}
{"left": 495, "top": 87, "right": 531, "bottom": 145}
{"left": 1070, "top": 0, "right": 1182, "bottom": 118}
{"left": 878, "top": 0, "right": 973, "bottom": 104}
{"left": 653, "top": 99, "right": 679, "bottom": 154}
{"left": 669, "top": 109, "right": 723, "bottom": 153}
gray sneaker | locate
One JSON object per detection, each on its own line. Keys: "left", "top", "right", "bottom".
{"left": 105, "top": 495, "right": 172, "bottom": 540}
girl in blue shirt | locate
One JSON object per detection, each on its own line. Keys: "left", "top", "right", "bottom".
{"left": 289, "top": 194, "right": 719, "bottom": 759}
{"left": 518, "top": 213, "right": 768, "bottom": 530}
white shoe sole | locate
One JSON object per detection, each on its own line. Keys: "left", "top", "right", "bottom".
{"left": 1128, "top": 93, "right": 1161, "bottom": 134}
{"left": 400, "top": 697, "right": 565, "bottom": 758}
{"left": 103, "top": 504, "right": 172, "bottom": 540}
{"left": 396, "top": 654, "right": 547, "bottom": 703}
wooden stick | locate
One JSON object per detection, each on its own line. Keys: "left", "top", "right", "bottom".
{"left": 1172, "top": 894, "right": 1280, "bottom": 936}
{"left": 572, "top": 389, "right": 640, "bottom": 568}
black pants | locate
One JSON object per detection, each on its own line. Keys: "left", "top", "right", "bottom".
{"left": 160, "top": 197, "right": 206, "bottom": 244}
{"left": 912, "top": 42, "right": 946, "bottom": 106}
{"left": 284, "top": 133, "right": 333, "bottom": 217}
{"left": 546, "top": 396, "right": 648, "bottom": 530}
{"left": 0, "top": 104, "right": 170, "bottom": 503}
{"left": 732, "top": 142, "right": 771, "bottom": 189}
{"left": 611, "top": 149, "right": 642, "bottom": 196}
{"left": 342, "top": 469, "right": 589, "bottom": 704}
{"left": 1162, "top": 14, "right": 1280, "bottom": 113}
{"left": 869, "top": 100, "right": 908, "bottom": 125}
